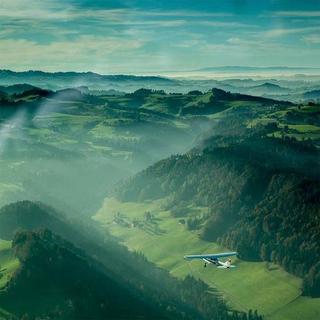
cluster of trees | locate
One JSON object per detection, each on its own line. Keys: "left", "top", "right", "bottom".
{"left": 129, "top": 88, "right": 166, "bottom": 97}
{"left": 221, "top": 177, "right": 320, "bottom": 297}
{"left": 115, "top": 135, "right": 320, "bottom": 296}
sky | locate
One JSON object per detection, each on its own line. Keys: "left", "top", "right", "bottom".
{"left": 0, "top": 0, "right": 320, "bottom": 74}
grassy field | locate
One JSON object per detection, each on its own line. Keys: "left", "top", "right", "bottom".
{"left": 0, "top": 240, "right": 19, "bottom": 290}
{"left": 247, "top": 104, "right": 320, "bottom": 143}
{"left": 94, "top": 198, "right": 320, "bottom": 319}
{"left": 0, "top": 240, "right": 19, "bottom": 319}
{"left": 270, "top": 297, "right": 320, "bottom": 320}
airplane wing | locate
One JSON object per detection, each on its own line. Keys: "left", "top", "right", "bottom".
{"left": 184, "top": 252, "right": 237, "bottom": 260}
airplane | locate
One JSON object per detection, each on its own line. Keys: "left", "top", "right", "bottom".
{"left": 184, "top": 251, "right": 237, "bottom": 269}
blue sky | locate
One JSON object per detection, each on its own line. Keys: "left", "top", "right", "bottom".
{"left": 0, "top": 0, "right": 320, "bottom": 73}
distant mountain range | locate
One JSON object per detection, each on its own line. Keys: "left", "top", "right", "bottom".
{"left": 304, "top": 89, "right": 320, "bottom": 100}
{"left": 240, "top": 82, "right": 290, "bottom": 96}
{"left": 0, "top": 70, "right": 172, "bottom": 82}
{"left": 194, "top": 66, "right": 320, "bottom": 73}
{"left": 0, "top": 69, "right": 320, "bottom": 102}
{"left": 0, "top": 70, "right": 176, "bottom": 92}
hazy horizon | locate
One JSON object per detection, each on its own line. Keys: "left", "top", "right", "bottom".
{"left": 2, "top": 65, "right": 320, "bottom": 81}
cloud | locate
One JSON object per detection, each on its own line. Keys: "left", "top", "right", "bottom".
{"left": 69, "top": 0, "right": 125, "bottom": 10}
{"left": 0, "top": 1, "right": 231, "bottom": 22}
{"left": 275, "top": 11, "right": 320, "bottom": 17}
{"left": 1, "top": 0, "right": 320, "bottom": 72}
{"left": 198, "top": 21, "right": 256, "bottom": 28}
{"left": 0, "top": 0, "right": 133, "bottom": 25}
{"left": 221, "top": 37, "right": 278, "bottom": 51}
{"left": 134, "top": 10, "right": 234, "bottom": 18}
{"left": 303, "top": 34, "right": 320, "bottom": 44}
{"left": 0, "top": 35, "right": 144, "bottom": 71}
{"left": 264, "top": 26, "right": 320, "bottom": 38}
{"left": 0, "top": 0, "right": 74, "bottom": 20}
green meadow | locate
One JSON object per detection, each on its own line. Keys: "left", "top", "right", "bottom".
{"left": 0, "top": 240, "right": 19, "bottom": 290}
{"left": 94, "top": 198, "right": 320, "bottom": 320}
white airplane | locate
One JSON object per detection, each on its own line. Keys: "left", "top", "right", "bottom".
{"left": 184, "top": 251, "right": 237, "bottom": 269}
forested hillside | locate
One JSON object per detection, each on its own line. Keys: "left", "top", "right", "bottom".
{"left": 115, "top": 132, "right": 320, "bottom": 297}
{"left": 1, "top": 230, "right": 168, "bottom": 320}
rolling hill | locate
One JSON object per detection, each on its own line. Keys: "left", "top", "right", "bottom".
{"left": 245, "top": 83, "right": 290, "bottom": 96}
{"left": 0, "top": 87, "right": 294, "bottom": 218}
{"left": 0, "top": 229, "right": 176, "bottom": 320}
{"left": 0, "top": 70, "right": 175, "bottom": 92}
{"left": 1, "top": 69, "right": 319, "bottom": 102}
{"left": 0, "top": 84, "right": 39, "bottom": 95}
{"left": 304, "top": 90, "right": 320, "bottom": 100}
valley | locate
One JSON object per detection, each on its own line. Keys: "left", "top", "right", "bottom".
{"left": 94, "top": 197, "right": 320, "bottom": 320}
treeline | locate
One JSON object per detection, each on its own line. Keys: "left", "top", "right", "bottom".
{"left": 115, "top": 135, "right": 320, "bottom": 296}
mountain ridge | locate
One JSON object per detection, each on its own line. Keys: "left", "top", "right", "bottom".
{"left": 0, "top": 69, "right": 174, "bottom": 82}
{"left": 0, "top": 229, "right": 174, "bottom": 320}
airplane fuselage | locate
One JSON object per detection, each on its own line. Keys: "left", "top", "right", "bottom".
{"left": 203, "top": 258, "right": 232, "bottom": 268}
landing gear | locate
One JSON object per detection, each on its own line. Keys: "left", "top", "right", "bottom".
{"left": 204, "top": 262, "right": 207, "bottom": 268}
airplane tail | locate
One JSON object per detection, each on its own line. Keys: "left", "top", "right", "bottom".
{"left": 218, "top": 259, "right": 236, "bottom": 269}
